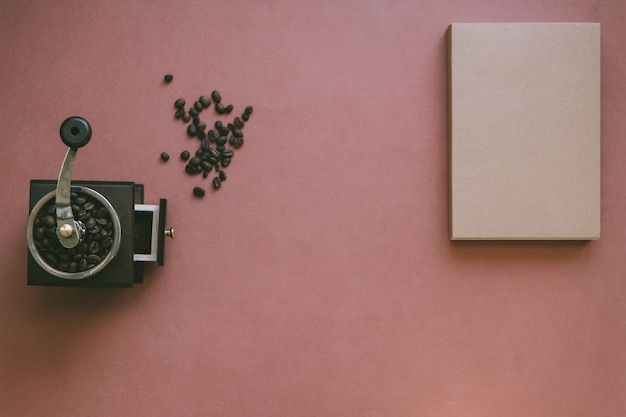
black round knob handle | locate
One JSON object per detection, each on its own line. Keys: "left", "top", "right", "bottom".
{"left": 60, "top": 116, "right": 92, "bottom": 149}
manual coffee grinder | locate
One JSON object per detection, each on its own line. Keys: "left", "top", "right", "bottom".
{"left": 26, "top": 116, "right": 173, "bottom": 287}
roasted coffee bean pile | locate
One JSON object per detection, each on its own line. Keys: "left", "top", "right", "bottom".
{"left": 161, "top": 79, "right": 253, "bottom": 198}
{"left": 32, "top": 192, "right": 115, "bottom": 273}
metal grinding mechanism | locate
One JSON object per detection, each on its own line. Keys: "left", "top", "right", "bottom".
{"left": 26, "top": 116, "right": 173, "bottom": 287}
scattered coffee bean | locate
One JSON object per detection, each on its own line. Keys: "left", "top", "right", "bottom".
{"left": 224, "top": 104, "right": 233, "bottom": 114}
{"left": 200, "top": 161, "right": 213, "bottom": 171}
{"left": 180, "top": 150, "right": 190, "bottom": 160}
{"left": 212, "top": 177, "right": 221, "bottom": 189}
{"left": 182, "top": 112, "right": 190, "bottom": 122}
{"left": 160, "top": 152, "right": 170, "bottom": 161}
{"left": 216, "top": 136, "right": 227, "bottom": 146}
{"left": 189, "top": 108, "right": 198, "bottom": 118}
{"left": 193, "top": 186, "right": 205, "bottom": 197}
{"left": 219, "top": 170, "right": 226, "bottom": 181}
{"left": 234, "top": 117, "right": 244, "bottom": 128}
{"left": 221, "top": 149, "right": 233, "bottom": 158}
{"left": 211, "top": 90, "right": 221, "bottom": 103}
{"left": 242, "top": 113, "right": 249, "bottom": 122}
{"left": 164, "top": 74, "right": 173, "bottom": 83}
{"left": 215, "top": 102, "right": 225, "bottom": 114}
{"left": 245, "top": 105, "right": 253, "bottom": 115}
{"left": 194, "top": 101, "right": 203, "bottom": 112}
{"left": 175, "top": 109, "right": 184, "bottom": 119}
{"left": 220, "top": 158, "right": 231, "bottom": 167}
{"left": 199, "top": 95, "right": 211, "bottom": 108}
{"left": 187, "top": 124, "right": 197, "bottom": 137}
{"left": 232, "top": 128, "right": 243, "bottom": 138}
{"left": 174, "top": 98, "right": 185, "bottom": 109}
{"left": 208, "top": 148, "right": 221, "bottom": 159}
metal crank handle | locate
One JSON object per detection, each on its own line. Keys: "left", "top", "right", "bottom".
{"left": 55, "top": 117, "right": 92, "bottom": 248}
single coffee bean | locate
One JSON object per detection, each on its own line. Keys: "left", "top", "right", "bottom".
{"left": 164, "top": 74, "right": 173, "bottom": 82}
{"left": 201, "top": 138, "right": 208, "bottom": 150}
{"left": 187, "top": 124, "right": 197, "bottom": 137}
{"left": 194, "top": 101, "right": 203, "bottom": 112}
{"left": 160, "top": 152, "right": 170, "bottom": 161}
{"left": 189, "top": 157, "right": 201, "bottom": 166}
{"left": 215, "top": 102, "right": 225, "bottom": 114}
{"left": 215, "top": 121, "right": 223, "bottom": 130}
{"left": 96, "top": 207, "right": 107, "bottom": 218}
{"left": 199, "top": 95, "right": 211, "bottom": 108}
{"left": 232, "top": 128, "right": 243, "bottom": 138}
{"left": 186, "top": 164, "right": 200, "bottom": 174}
{"left": 208, "top": 148, "right": 221, "bottom": 158}
{"left": 218, "top": 126, "right": 230, "bottom": 136}
{"left": 174, "top": 98, "right": 185, "bottom": 109}
{"left": 192, "top": 116, "right": 200, "bottom": 125}
{"left": 87, "top": 254, "right": 101, "bottom": 264}
{"left": 207, "top": 156, "right": 218, "bottom": 165}
{"left": 216, "top": 136, "right": 227, "bottom": 146}
{"left": 220, "top": 158, "right": 231, "bottom": 167}
{"left": 224, "top": 104, "right": 233, "bottom": 114}
{"left": 217, "top": 145, "right": 225, "bottom": 151}
{"left": 182, "top": 112, "right": 190, "bottom": 122}
{"left": 197, "top": 129, "right": 206, "bottom": 140}
{"left": 102, "top": 237, "right": 113, "bottom": 248}
{"left": 200, "top": 161, "right": 213, "bottom": 171}
{"left": 175, "top": 109, "right": 184, "bottom": 119}
{"left": 202, "top": 170, "right": 209, "bottom": 178}
{"left": 221, "top": 149, "right": 234, "bottom": 158}
{"left": 180, "top": 150, "right": 190, "bottom": 160}
{"left": 83, "top": 201, "right": 95, "bottom": 211}
{"left": 189, "top": 107, "right": 198, "bottom": 118}
{"left": 208, "top": 130, "right": 216, "bottom": 142}
{"left": 245, "top": 105, "right": 254, "bottom": 115}
{"left": 211, "top": 90, "right": 221, "bottom": 103}
{"left": 212, "top": 177, "right": 221, "bottom": 189}
{"left": 197, "top": 121, "right": 206, "bottom": 131}
{"left": 41, "top": 215, "right": 55, "bottom": 227}
{"left": 193, "top": 186, "right": 205, "bottom": 197}
{"left": 96, "top": 217, "right": 108, "bottom": 226}
{"left": 234, "top": 117, "right": 244, "bottom": 128}
{"left": 219, "top": 170, "right": 226, "bottom": 181}
{"left": 35, "top": 227, "right": 45, "bottom": 240}
{"left": 242, "top": 113, "right": 249, "bottom": 122}
{"left": 68, "top": 262, "right": 78, "bottom": 273}
{"left": 89, "top": 241, "right": 100, "bottom": 254}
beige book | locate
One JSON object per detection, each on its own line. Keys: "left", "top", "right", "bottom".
{"left": 448, "top": 23, "right": 601, "bottom": 240}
